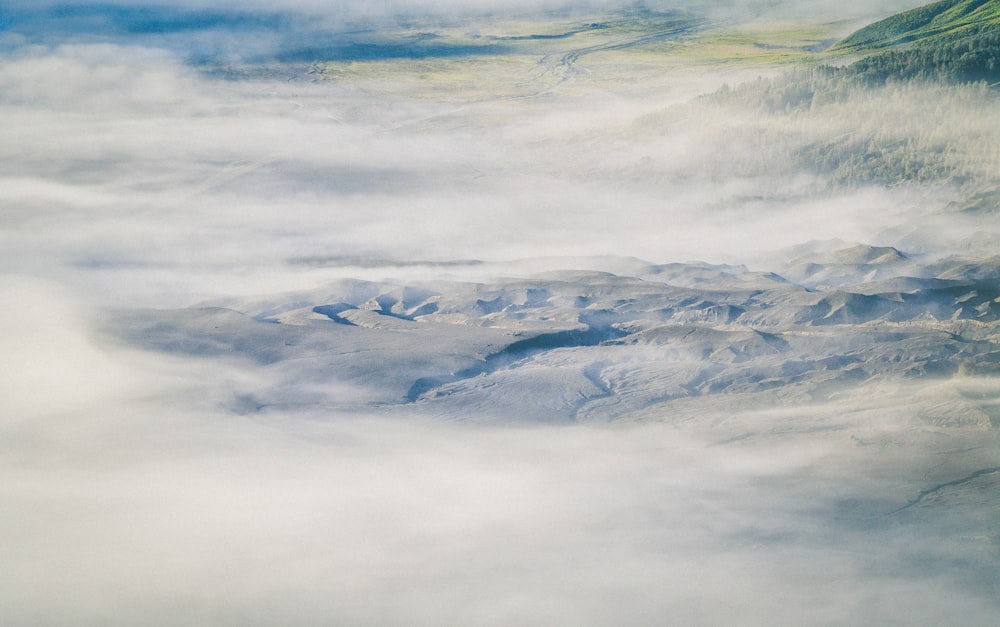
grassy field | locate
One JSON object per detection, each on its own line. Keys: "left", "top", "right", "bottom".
{"left": 673, "top": 20, "right": 861, "bottom": 66}
{"left": 291, "top": 11, "right": 872, "bottom": 104}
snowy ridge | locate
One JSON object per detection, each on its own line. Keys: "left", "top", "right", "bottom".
{"left": 107, "top": 244, "right": 1000, "bottom": 423}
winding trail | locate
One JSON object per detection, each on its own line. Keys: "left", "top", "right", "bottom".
{"left": 537, "top": 19, "right": 706, "bottom": 87}
{"left": 385, "top": 16, "right": 712, "bottom": 131}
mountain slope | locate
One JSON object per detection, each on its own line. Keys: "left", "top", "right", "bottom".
{"left": 836, "top": 0, "right": 1000, "bottom": 51}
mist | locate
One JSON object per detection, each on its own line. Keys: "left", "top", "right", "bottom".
{"left": 3, "top": 1, "right": 1000, "bottom": 624}
{"left": 4, "top": 32, "right": 987, "bottom": 306}
{"left": 4, "top": 284, "right": 998, "bottom": 625}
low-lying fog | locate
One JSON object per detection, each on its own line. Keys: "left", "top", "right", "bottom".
{"left": 4, "top": 278, "right": 998, "bottom": 625}
{"left": 5, "top": 1, "right": 981, "bottom": 308}
{"left": 3, "top": 1, "right": 999, "bottom": 624}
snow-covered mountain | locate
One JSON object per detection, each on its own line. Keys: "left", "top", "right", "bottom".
{"left": 109, "top": 246, "right": 1000, "bottom": 424}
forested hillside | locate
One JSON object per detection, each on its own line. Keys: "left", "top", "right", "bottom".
{"left": 848, "top": 30, "right": 1000, "bottom": 83}
{"left": 698, "top": 1, "right": 1000, "bottom": 190}
{"left": 836, "top": 0, "right": 1000, "bottom": 51}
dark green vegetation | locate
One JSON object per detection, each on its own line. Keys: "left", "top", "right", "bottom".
{"left": 744, "top": 0, "right": 1000, "bottom": 99}
{"left": 836, "top": 0, "right": 1000, "bottom": 51}
{"left": 823, "top": 0, "right": 1000, "bottom": 89}
{"left": 846, "top": 30, "right": 1000, "bottom": 84}
{"left": 701, "top": 0, "right": 1000, "bottom": 190}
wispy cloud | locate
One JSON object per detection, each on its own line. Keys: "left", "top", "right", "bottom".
{"left": 3, "top": 27, "right": 988, "bottom": 306}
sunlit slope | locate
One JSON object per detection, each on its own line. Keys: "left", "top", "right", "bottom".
{"left": 836, "top": 0, "right": 1000, "bottom": 51}
{"left": 299, "top": 8, "right": 711, "bottom": 99}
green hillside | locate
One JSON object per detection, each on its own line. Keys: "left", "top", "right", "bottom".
{"left": 699, "top": 0, "right": 1000, "bottom": 190}
{"left": 825, "top": 0, "right": 1000, "bottom": 86}
{"left": 836, "top": 0, "right": 1000, "bottom": 51}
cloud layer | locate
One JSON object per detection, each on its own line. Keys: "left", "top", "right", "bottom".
{"left": 3, "top": 27, "right": 987, "bottom": 307}
{"left": 3, "top": 2, "right": 1000, "bottom": 624}
{"left": 4, "top": 291, "right": 999, "bottom": 625}
{"left": 4, "top": 288, "right": 998, "bottom": 625}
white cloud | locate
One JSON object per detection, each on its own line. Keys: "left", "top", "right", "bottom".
{"left": 3, "top": 357, "right": 997, "bottom": 625}
{"left": 4, "top": 37, "right": 989, "bottom": 306}
{"left": 0, "top": 277, "right": 140, "bottom": 420}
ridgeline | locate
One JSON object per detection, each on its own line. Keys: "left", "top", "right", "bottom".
{"left": 836, "top": 0, "right": 1000, "bottom": 51}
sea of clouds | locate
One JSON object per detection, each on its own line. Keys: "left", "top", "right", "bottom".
{"left": 3, "top": 1, "right": 999, "bottom": 624}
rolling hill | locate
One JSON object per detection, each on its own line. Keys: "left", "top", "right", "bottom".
{"left": 836, "top": 0, "right": 1000, "bottom": 51}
